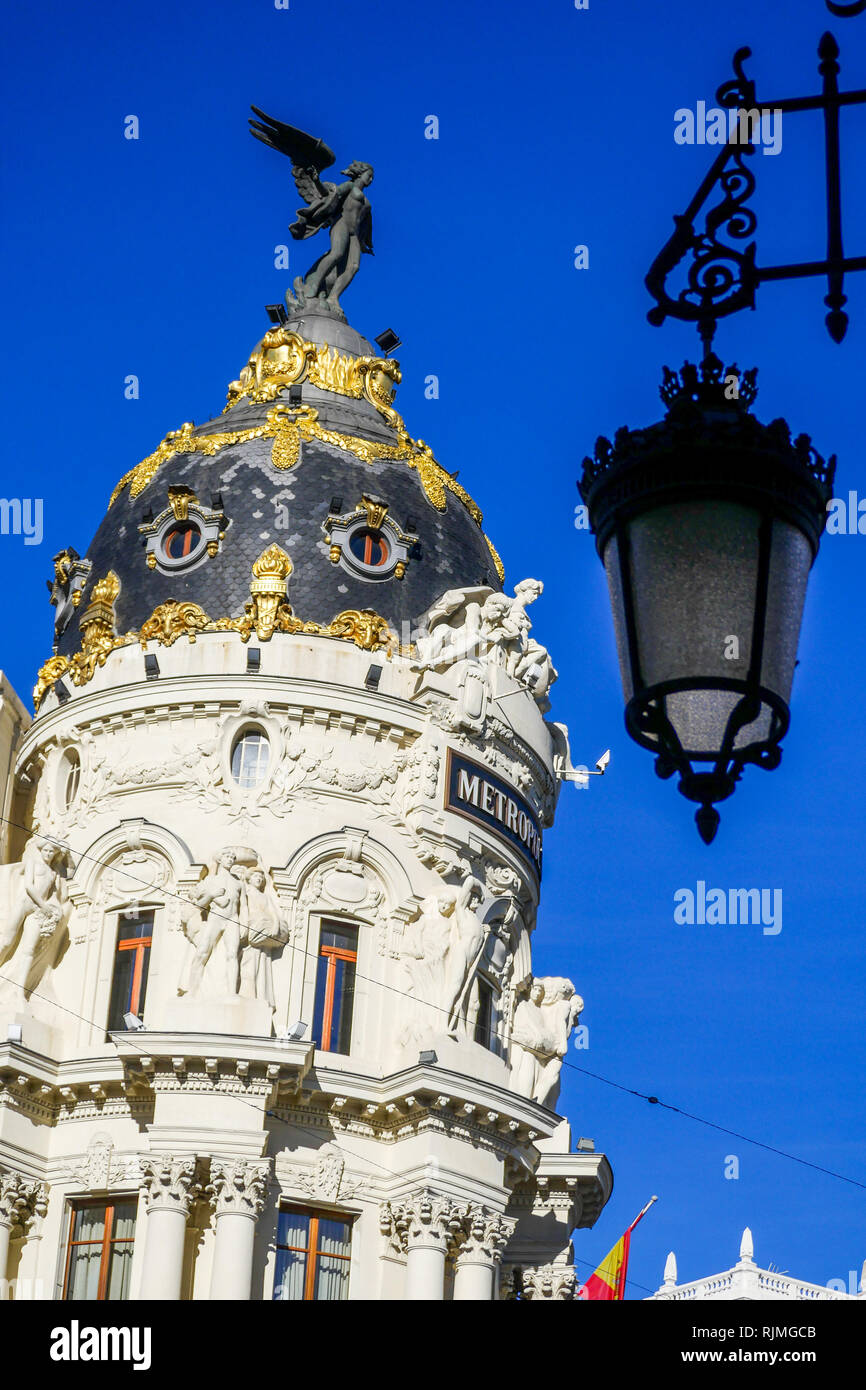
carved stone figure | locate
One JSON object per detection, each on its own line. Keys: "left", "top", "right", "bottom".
{"left": 443, "top": 876, "right": 490, "bottom": 1038}
{"left": 414, "top": 579, "right": 557, "bottom": 707}
{"left": 180, "top": 847, "right": 250, "bottom": 998}
{"left": 509, "top": 975, "right": 584, "bottom": 1109}
{"left": 239, "top": 867, "right": 290, "bottom": 1009}
{"left": 180, "top": 849, "right": 289, "bottom": 1007}
{"left": 0, "top": 837, "right": 73, "bottom": 1011}
{"left": 395, "top": 876, "right": 489, "bottom": 1050}
{"left": 396, "top": 889, "right": 457, "bottom": 1048}
{"left": 249, "top": 108, "right": 374, "bottom": 317}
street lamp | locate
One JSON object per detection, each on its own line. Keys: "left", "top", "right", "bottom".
{"left": 578, "top": 355, "right": 835, "bottom": 843}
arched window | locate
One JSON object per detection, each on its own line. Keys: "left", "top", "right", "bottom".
{"left": 312, "top": 923, "right": 358, "bottom": 1055}
{"left": 230, "top": 729, "right": 270, "bottom": 788}
{"left": 63, "top": 752, "right": 81, "bottom": 809}
{"left": 107, "top": 909, "right": 154, "bottom": 1031}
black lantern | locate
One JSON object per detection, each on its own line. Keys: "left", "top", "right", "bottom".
{"left": 579, "top": 356, "right": 835, "bottom": 843}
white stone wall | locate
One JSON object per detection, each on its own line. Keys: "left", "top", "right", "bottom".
{"left": 0, "top": 617, "right": 612, "bottom": 1300}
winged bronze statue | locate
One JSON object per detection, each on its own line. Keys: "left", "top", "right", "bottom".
{"left": 250, "top": 107, "right": 374, "bottom": 318}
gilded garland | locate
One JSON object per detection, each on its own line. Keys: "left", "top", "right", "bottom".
{"left": 33, "top": 550, "right": 399, "bottom": 711}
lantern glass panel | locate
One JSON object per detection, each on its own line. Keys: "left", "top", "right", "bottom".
{"left": 761, "top": 519, "right": 812, "bottom": 703}
{"left": 603, "top": 501, "right": 811, "bottom": 760}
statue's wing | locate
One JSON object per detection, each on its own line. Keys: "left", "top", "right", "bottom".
{"left": 292, "top": 165, "right": 334, "bottom": 208}
{"left": 249, "top": 107, "right": 336, "bottom": 171}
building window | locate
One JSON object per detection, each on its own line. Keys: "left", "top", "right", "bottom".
{"left": 348, "top": 527, "right": 390, "bottom": 568}
{"left": 312, "top": 923, "right": 358, "bottom": 1055}
{"left": 161, "top": 520, "right": 203, "bottom": 562}
{"left": 107, "top": 910, "right": 154, "bottom": 1030}
{"left": 474, "top": 977, "right": 496, "bottom": 1051}
{"left": 63, "top": 751, "right": 81, "bottom": 809}
{"left": 230, "top": 729, "right": 270, "bottom": 788}
{"left": 273, "top": 1207, "right": 352, "bottom": 1301}
{"left": 62, "top": 1199, "right": 137, "bottom": 1300}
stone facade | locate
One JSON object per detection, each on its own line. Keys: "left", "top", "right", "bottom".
{"left": 0, "top": 302, "right": 611, "bottom": 1300}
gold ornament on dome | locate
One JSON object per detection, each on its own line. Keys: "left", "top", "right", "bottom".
{"left": 223, "top": 327, "right": 401, "bottom": 412}
{"left": 139, "top": 601, "right": 210, "bottom": 648}
{"left": 33, "top": 553, "right": 396, "bottom": 710}
{"left": 106, "top": 358, "right": 505, "bottom": 585}
{"left": 167, "top": 485, "right": 198, "bottom": 521}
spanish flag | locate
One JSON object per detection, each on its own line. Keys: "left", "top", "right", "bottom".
{"left": 577, "top": 1197, "right": 657, "bottom": 1301}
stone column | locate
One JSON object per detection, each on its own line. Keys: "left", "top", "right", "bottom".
{"left": 453, "top": 1207, "right": 516, "bottom": 1301}
{"left": 208, "top": 1159, "right": 270, "bottom": 1301}
{"left": 138, "top": 1156, "right": 199, "bottom": 1301}
{"left": 381, "top": 1191, "right": 465, "bottom": 1301}
{"left": 0, "top": 1171, "right": 46, "bottom": 1290}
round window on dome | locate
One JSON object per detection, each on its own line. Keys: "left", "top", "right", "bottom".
{"left": 161, "top": 520, "right": 203, "bottom": 563}
{"left": 230, "top": 729, "right": 270, "bottom": 789}
{"left": 347, "top": 528, "right": 390, "bottom": 570}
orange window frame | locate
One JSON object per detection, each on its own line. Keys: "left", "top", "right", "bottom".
{"left": 62, "top": 1200, "right": 136, "bottom": 1301}
{"left": 116, "top": 929, "right": 152, "bottom": 1018}
{"left": 278, "top": 1208, "right": 352, "bottom": 1302}
{"left": 318, "top": 939, "right": 357, "bottom": 1052}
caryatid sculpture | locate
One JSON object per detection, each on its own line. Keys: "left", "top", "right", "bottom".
{"left": 249, "top": 108, "right": 374, "bottom": 317}
{"left": 0, "top": 836, "right": 73, "bottom": 1012}
{"left": 395, "top": 876, "right": 490, "bottom": 1050}
{"left": 180, "top": 848, "right": 288, "bottom": 1007}
{"left": 509, "top": 975, "right": 584, "bottom": 1109}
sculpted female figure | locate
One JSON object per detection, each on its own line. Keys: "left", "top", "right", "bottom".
{"left": 510, "top": 975, "right": 583, "bottom": 1109}
{"left": 0, "top": 837, "right": 71, "bottom": 1009}
{"left": 239, "top": 867, "right": 289, "bottom": 1009}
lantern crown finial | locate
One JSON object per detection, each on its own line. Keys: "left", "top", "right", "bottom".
{"left": 659, "top": 354, "right": 758, "bottom": 414}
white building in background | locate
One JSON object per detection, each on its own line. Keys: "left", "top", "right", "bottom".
{"left": 0, "top": 171, "right": 612, "bottom": 1297}
{"left": 648, "top": 1228, "right": 865, "bottom": 1301}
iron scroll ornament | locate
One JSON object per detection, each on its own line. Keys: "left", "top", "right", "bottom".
{"left": 646, "top": 35, "right": 866, "bottom": 349}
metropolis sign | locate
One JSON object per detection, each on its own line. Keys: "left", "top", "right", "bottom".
{"left": 445, "top": 750, "right": 543, "bottom": 881}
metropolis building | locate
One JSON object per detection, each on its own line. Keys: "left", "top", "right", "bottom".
{"left": 0, "top": 113, "right": 611, "bottom": 1301}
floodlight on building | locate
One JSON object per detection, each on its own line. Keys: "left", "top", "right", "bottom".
{"left": 365, "top": 664, "right": 383, "bottom": 691}
{"left": 266, "top": 303, "right": 289, "bottom": 325}
{"left": 288, "top": 383, "right": 302, "bottom": 405}
{"left": 144, "top": 653, "right": 160, "bottom": 680}
{"left": 282, "top": 1020, "right": 307, "bottom": 1041}
{"left": 54, "top": 679, "right": 71, "bottom": 704}
{"left": 576, "top": 1137, "right": 596, "bottom": 1153}
{"left": 123, "top": 1012, "right": 146, "bottom": 1031}
{"left": 374, "top": 328, "right": 401, "bottom": 355}
{"left": 6, "top": 1024, "right": 23, "bottom": 1044}
{"left": 247, "top": 647, "right": 261, "bottom": 674}
{"left": 418, "top": 1050, "right": 438, "bottom": 1066}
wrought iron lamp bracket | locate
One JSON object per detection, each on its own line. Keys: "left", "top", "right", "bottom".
{"left": 646, "top": 29, "right": 866, "bottom": 350}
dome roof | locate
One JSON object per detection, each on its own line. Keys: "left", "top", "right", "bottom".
{"left": 54, "top": 307, "right": 502, "bottom": 664}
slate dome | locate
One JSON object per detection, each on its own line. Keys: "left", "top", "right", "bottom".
{"left": 55, "top": 306, "right": 503, "bottom": 662}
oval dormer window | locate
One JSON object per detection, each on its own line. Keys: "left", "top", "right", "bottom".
{"left": 230, "top": 729, "right": 270, "bottom": 789}
{"left": 348, "top": 527, "right": 390, "bottom": 570}
{"left": 161, "top": 520, "right": 204, "bottom": 564}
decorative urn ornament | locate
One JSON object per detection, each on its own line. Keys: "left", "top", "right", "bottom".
{"left": 578, "top": 356, "right": 835, "bottom": 843}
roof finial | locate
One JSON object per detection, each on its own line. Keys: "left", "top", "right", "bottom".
{"left": 663, "top": 1250, "right": 678, "bottom": 1286}
{"left": 740, "top": 1226, "right": 754, "bottom": 1262}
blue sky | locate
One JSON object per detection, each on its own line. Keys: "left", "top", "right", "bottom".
{"left": 2, "top": 0, "right": 865, "bottom": 1296}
